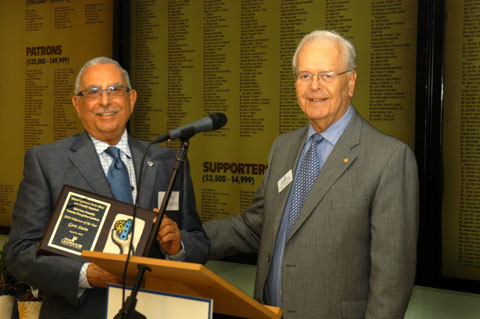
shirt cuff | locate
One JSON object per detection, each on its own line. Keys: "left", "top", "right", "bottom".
{"left": 162, "top": 241, "right": 186, "bottom": 261}
{"left": 79, "top": 262, "right": 93, "bottom": 289}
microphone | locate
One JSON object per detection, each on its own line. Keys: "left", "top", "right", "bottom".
{"left": 152, "top": 113, "right": 227, "bottom": 143}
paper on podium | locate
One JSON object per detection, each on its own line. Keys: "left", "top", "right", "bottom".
{"left": 107, "top": 285, "right": 213, "bottom": 319}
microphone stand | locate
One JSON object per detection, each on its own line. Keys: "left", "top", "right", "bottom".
{"left": 114, "top": 137, "right": 191, "bottom": 319}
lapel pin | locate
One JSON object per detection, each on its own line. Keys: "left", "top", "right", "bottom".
{"left": 147, "top": 161, "right": 154, "bottom": 167}
{"left": 343, "top": 157, "right": 349, "bottom": 163}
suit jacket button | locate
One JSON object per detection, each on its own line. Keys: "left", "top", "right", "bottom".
{"left": 267, "top": 255, "right": 271, "bottom": 262}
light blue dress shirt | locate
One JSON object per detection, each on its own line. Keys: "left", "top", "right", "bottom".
{"left": 264, "top": 105, "right": 354, "bottom": 307}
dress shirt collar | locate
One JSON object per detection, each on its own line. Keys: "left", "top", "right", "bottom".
{"left": 89, "top": 130, "right": 132, "bottom": 158}
{"left": 306, "top": 105, "right": 354, "bottom": 146}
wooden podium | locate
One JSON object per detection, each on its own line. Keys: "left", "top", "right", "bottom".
{"left": 82, "top": 251, "right": 282, "bottom": 318}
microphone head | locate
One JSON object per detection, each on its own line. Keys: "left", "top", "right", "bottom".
{"left": 208, "top": 112, "right": 227, "bottom": 130}
{"left": 168, "top": 113, "right": 228, "bottom": 140}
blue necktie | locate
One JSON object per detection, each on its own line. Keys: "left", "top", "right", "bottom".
{"left": 286, "top": 134, "right": 323, "bottom": 239}
{"left": 105, "top": 146, "right": 133, "bottom": 204}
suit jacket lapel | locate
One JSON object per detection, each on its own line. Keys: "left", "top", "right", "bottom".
{"left": 68, "top": 131, "right": 112, "bottom": 198}
{"left": 129, "top": 137, "right": 158, "bottom": 208}
{"left": 287, "top": 110, "right": 363, "bottom": 240}
{"left": 271, "top": 128, "right": 308, "bottom": 241}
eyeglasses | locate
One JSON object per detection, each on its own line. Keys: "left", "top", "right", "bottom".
{"left": 295, "top": 70, "right": 352, "bottom": 84}
{"left": 77, "top": 85, "right": 131, "bottom": 99}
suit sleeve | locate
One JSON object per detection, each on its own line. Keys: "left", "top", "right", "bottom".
{"left": 366, "top": 143, "right": 419, "bottom": 318}
{"left": 203, "top": 138, "right": 279, "bottom": 260}
{"left": 203, "top": 180, "right": 264, "bottom": 260}
{"left": 175, "top": 157, "right": 211, "bottom": 264}
{"left": 5, "top": 148, "right": 85, "bottom": 306}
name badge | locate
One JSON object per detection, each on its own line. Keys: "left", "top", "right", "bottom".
{"left": 277, "top": 169, "right": 293, "bottom": 193}
{"left": 158, "top": 191, "right": 180, "bottom": 211}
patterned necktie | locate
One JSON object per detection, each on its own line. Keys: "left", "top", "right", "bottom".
{"left": 286, "top": 134, "right": 323, "bottom": 239}
{"left": 105, "top": 146, "right": 133, "bottom": 204}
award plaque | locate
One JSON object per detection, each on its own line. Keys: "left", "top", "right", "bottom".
{"left": 38, "top": 185, "right": 155, "bottom": 260}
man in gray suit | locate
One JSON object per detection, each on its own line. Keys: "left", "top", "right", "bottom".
{"left": 204, "top": 30, "right": 418, "bottom": 318}
{"left": 6, "top": 57, "right": 209, "bottom": 318}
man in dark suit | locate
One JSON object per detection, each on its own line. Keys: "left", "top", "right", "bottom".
{"left": 6, "top": 57, "right": 209, "bottom": 318}
{"left": 204, "top": 30, "right": 418, "bottom": 318}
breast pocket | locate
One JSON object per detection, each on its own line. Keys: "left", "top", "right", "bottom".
{"left": 331, "top": 196, "right": 370, "bottom": 209}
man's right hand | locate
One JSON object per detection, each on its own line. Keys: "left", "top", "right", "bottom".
{"left": 86, "top": 263, "right": 122, "bottom": 288}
